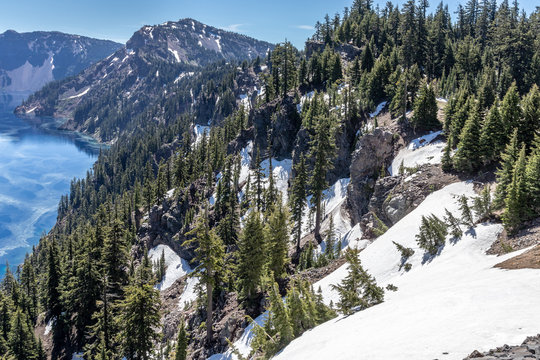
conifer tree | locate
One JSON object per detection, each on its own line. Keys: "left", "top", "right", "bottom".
{"left": 331, "top": 248, "right": 383, "bottom": 315}
{"left": 494, "top": 129, "right": 520, "bottom": 207}
{"left": 412, "top": 81, "right": 439, "bottom": 131}
{"left": 324, "top": 214, "right": 336, "bottom": 260}
{"left": 519, "top": 84, "right": 540, "bottom": 147}
{"left": 472, "top": 186, "right": 493, "bottom": 221}
{"left": 453, "top": 102, "right": 482, "bottom": 173}
{"left": 184, "top": 209, "right": 224, "bottom": 343}
{"left": 525, "top": 137, "right": 540, "bottom": 216}
{"left": 479, "top": 103, "right": 505, "bottom": 164}
{"left": 8, "top": 309, "right": 36, "bottom": 360}
{"left": 265, "top": 201, "right": 290, "bottom": 282}
{"left": 416, "top": 214, "right": 448, "bottom": 255}
{"left": 309, "top": 115, "right": 337, "bottom": 243}
{"left": 458, "top": 195, "right": 475, "bottom": 227}
{"left": 118, "top": 282, "right": 161, "bottom": 360}
{"left": 503, "top": 145, "right": 528, "bottom": 233}
{"left": 441, "top": 143, "right": 453, "bottom": 172}
{"left": 500, "top": 82, "right": 522, "bottom": 137}
{"left": 289, "top": 154, "right": 307, "bottom": 253}
{"left": 236, "top": 211, "right": 266, "bottom": 300}
{"left": 174, "top": 320, "right": 188, "bottom": 360}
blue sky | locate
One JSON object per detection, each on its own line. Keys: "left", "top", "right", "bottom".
{"left": 0, "top": 0, "right": 537, "bottom": 48}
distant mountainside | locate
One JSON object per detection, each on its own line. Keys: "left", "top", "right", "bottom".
{"left": 0, "top": 30, "right": 122, "bottom": 92}
{"left": 15, "top": 19, "right": 274, "bottom": 141}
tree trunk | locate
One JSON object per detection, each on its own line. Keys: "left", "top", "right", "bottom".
{"left": 206, "top": 279, "right": 213, "bottom": 344}
{"left": 314, "top": 194, "right": 322, "bottom": 244}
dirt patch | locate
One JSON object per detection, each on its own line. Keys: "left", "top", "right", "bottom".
{"left": 495, "top": 245, "right": 540, "bottom": 270}
{"left": 488, "top": 218, "right": 540, "bottom": 256}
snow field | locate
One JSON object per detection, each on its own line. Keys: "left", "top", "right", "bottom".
{"left": 148, "top": 244, "right": 193, "bottom": 291}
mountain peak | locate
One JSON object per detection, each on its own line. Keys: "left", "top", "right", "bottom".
{"left": 126, "top": 18, "right": 272, "bottom": 66}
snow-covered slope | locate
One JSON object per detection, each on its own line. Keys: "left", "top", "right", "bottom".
{"left": 274, "top": 182, "right": 540, "bottom": 360}
{"left": 148, "top": 244, "right": 193, "bottom": 291}
{"left": 390, "top": 131, "right": 444, "bottom": 175}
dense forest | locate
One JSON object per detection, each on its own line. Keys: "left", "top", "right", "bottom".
{"left": 1, "top": 0, "right": 539, "bottom": 359}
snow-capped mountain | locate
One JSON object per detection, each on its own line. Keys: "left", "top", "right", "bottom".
{"left": 0, "top": 30, "right": 122, "bottom": 92}
{"left": 15, "top": 19, "right": 273, "bottom": 140}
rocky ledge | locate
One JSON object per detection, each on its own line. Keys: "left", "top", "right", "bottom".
{"left": 465, "top": 335, "right": 540, "bottom": 359}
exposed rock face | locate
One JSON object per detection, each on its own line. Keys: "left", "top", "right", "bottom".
{"left": 252, "top": 92, "right": 302, "bottom": 160}
{"left": 365, "top": 164, "right": 459, "bottom": 227}
{"left": 464, "top": 335, "right": 540, "bottom": 359}
{"left": 347, "top": 128, "right": 399, "bottom": 224}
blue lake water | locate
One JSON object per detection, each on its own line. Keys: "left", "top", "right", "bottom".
{"left": 0, "top": 93, "right": 100, "bottom": 274}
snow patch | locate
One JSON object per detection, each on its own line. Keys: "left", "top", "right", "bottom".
{"left": 390, "top": 140, "right": 445, "bottom": 175}
{"left": 62, "top": 87, "right": 90, "bottom": 100}
{"left": 178, "top": 276, "right": 199, "bottom": 308}
{"left": 148, "top": 245, "right": 193, "bottom": 291}
{"left": 168, "top": 48, "right": 181, "bottom": 63}
{"left": 369, "top": 101, "right": 387, "bottom": 118}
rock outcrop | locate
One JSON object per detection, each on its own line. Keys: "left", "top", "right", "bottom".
{"left": 465, "top": 335, "right": 540, "bottom": 359}
{"left": 347, "top": 128, "right": 400, "bottom": 224}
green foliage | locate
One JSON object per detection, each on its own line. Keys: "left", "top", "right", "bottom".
{"left": 236, "top": 211, "right": 266, "bottom": 300}
{"left": 265, "top": 202, "right": 291, "bottom": 282}
{"left": 412, "top": 81, "right": 440, "bottom": 131}
{"left": 289, "top": 154, "right": 308, "bottom": 253}
{"left": 473, "top": 186, "right": 493, "bottom": 222}
{"left": 415, "top": 214, "right": 448, "bottom": 255}
{"left": 444, "top": 209, "right": 463, "bottom": 239}
{"left": 331, "top": 248, "right": 384, "bottom": 315}
{"left": 458, "top": 195, "right": 475, "bottom": 227}
{"left": 174, "top": 320, "right": 188, "bottom": 360}
{"left": 453, "top": 102, "right": 482, "bottom": 173}
{"left": 503, "top": 145, "right": 528, "bottom": 233}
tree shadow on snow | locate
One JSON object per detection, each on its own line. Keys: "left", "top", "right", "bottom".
{"left": 421, "top": 242, "right": 446, "bottom": 264}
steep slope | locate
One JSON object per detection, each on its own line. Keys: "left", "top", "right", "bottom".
{"left": 0, "top": 30, "right": 121, "bottom": 92}
{"left": 14, "top": 19, "right": 273, "bottom": 141}
{"left": 273, "top": 182, "right": 540, "bottom": 360}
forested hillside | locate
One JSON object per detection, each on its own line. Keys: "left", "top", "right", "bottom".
{"left": 1, "top": 0, "right": 539, "bottom": 359}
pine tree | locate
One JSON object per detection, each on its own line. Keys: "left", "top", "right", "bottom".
{"left": 472, "top": 185, "right": 493, "bottom": 221}
{"left": 453, "top": 102, "right": 482, "bottom": 173}
{"left": 118, "top": 282, "right": 161, "bottom": 360}
{"left": 309, "top": 115, "right": 337, "bottom": 243}
{"left": 324, "top": 214, "right": 336, "bottom": 260}
{"left": 331, "top": 248, "right": 383, "bottom": 315}
{"left": 479, "top": 103, "right": 505, "bottom": 164}
{"left": 184, "top": 209, "right": 224, "bottom": 343}
{"left": 412, "top": 81, "right": 440, "bottom": 131}
{"left": 503, "top": 145, "right": 528, "bottom": 233}
{"left": 174, "top": 320, "right": 188, "bottom": 360}
{"left": 525, "top": 137, "right": 540, "bottom": 216}
{"left": 494, "top": 129, "right": 520, "bottom": 207}
{"left": 265, "top": 201, "right": 290, "bottom": 282}
{"left": 519, "top": 84, "right": 540, "bottom": 147}
{"left": 416, "top": 214, "right": 448, "bottom": 255}
{"left": 458, "top": 195, "right": 475, "bottom": 227}
{"left": 236, "top": 211, "right": 266, "bottom": 300}
{"left": 8, "top": 309, "right": 37, "bottom": 360}
{"left": 441, "top": 143, "right": 453, "bottom": 172}
{"left": 289, "top": 154, "right": 308, "bottom": 254}
{"left": 500, "top": 82, "right": 522, "bottom": 137}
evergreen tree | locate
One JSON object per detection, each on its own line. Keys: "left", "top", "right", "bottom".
{"left": 236, "top": 211, "right": 266, "bottom": 300}
{"left": 174, "top": 320, "right": 188, "bottom": 360}
{"left": 118, "top": 282, "right": 161, "bottom": 360}
{"left": 503, "top": 145, "right": 528, "bottom": 233}
{"left": 525, "top": 137, "right": 540, "bottom": 216}
{"left": 416, "top": 214, "right": 448, "bottom": 255}
{"left": 324, "top": 214, "right": 336, "bottom": 260}
{"left": 519, "top": 84, "right": 540, "bottom": 147}
{"left": 479, "top": 103, "right": 505, "bottom": 164}
{"left": 494, "top": 129, "right": 520, "bottom": 207}
{"left": 266, "top": 201, "right": 290, "bottom": 282}
{"left": 331, "top": 248, "right": 383, "bottom": 315}
{"left": 412, "top": 81, "right": 440, "bottom": 131}
{"left": 8, "top": 309, "right": 36, "bottom": 360}
{"left": 458, "top": 195, "right": 475, "bottom": 227}
{"left": 500, "top": 82, "right": 522, "bottom": 137}
{"left": 453, "top": 102, "right": 482, "bottom": 173}
{"left": 184, "top": 209, "right": 224, "bottom": 343}
{"left": 441, "top": 143, "right": 453, "bottom": 172}
{"left": 309, "top": 115, "right": 337, "bottom": 243}
{"left": 289, "top": 154, "right": 308, "bottom": 254}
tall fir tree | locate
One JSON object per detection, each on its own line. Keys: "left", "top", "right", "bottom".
{"left": 309, "top": 115, "right": 337, "bottom": 243}
{"left": 502, "top": 145, "right": 528, "bottom": 233}
{"left": 453, "top": 102, "right": 482, "bottom": 172}
{"left": 289, "top": 154, "right": 308, "bottom": 254}
{"left": 236, "top": 211, "right": 266, "bottom": 300}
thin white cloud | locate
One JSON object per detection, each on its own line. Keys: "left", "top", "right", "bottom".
{"left": 223, "top": 24, "right": 245, "bottom": 32}
{"left": 295, "top": 25, "right": 314, "bottom": 30}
